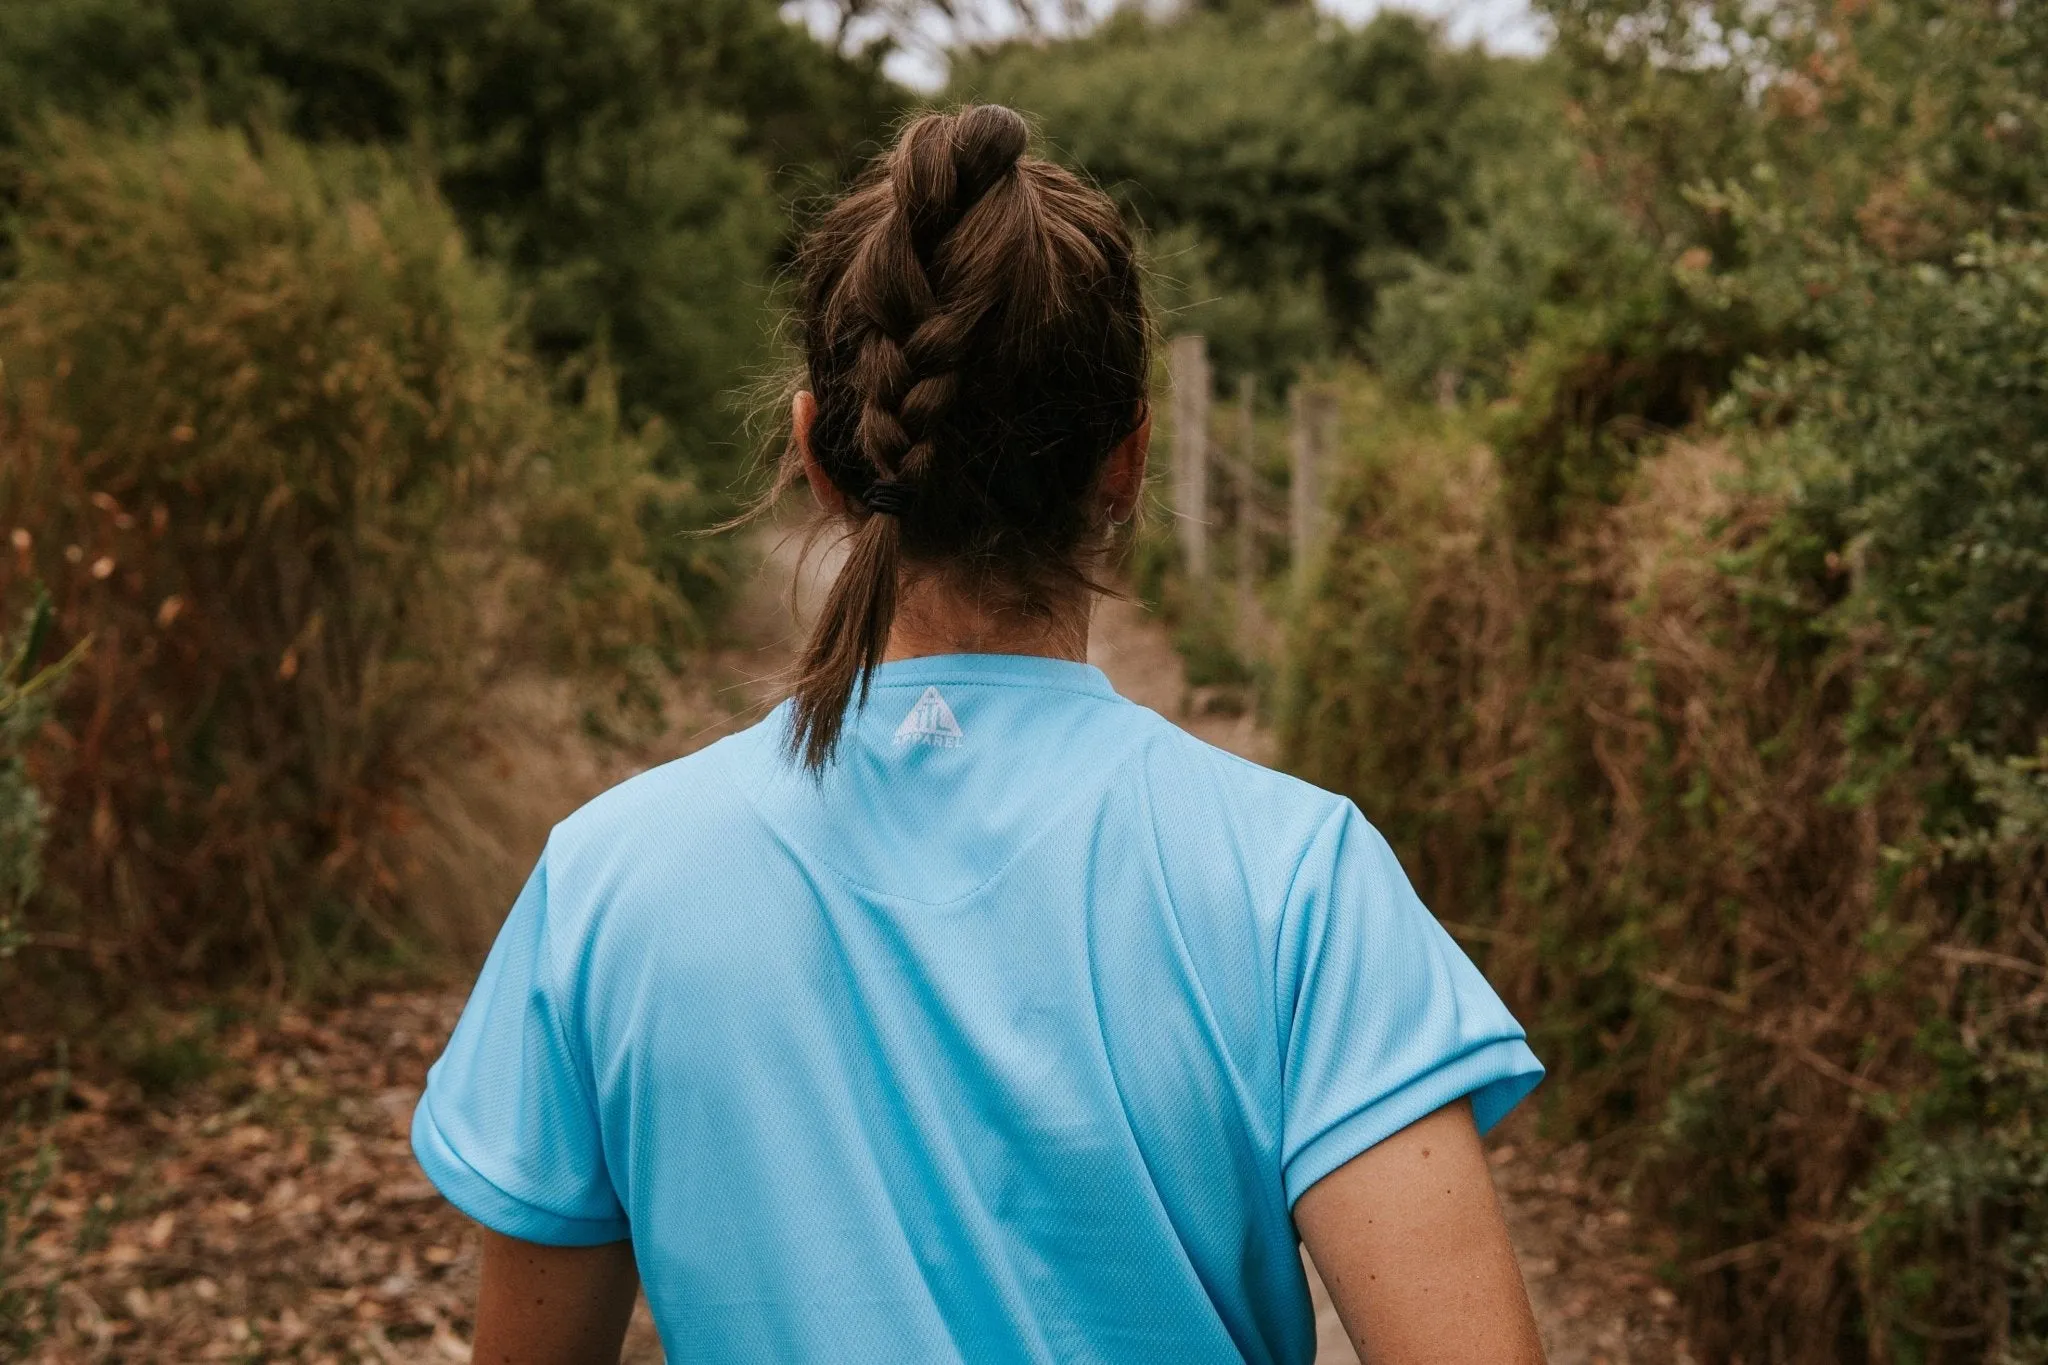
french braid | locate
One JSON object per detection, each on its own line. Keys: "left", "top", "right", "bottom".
{"left": 782, "top": 105, "right": 1150, "bottom": 769}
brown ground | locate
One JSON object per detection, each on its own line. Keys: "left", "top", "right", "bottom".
{"left": 2, "top": 543, "right": 1694, "bottom": 1362}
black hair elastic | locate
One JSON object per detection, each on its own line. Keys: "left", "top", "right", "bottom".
{"left": 861, "top": 479, "right": 915, "bottom": 517}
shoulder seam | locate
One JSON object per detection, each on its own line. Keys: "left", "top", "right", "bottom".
{"left": 1271, "top": 799, "right": 1357, "bottom": 1075}
{"left": 530, "top": 839, "right": 607, "bottom": 1119}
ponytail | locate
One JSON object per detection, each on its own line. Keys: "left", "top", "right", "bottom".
{"left": 786, "top": 509, "right": 901, "bottom": 770}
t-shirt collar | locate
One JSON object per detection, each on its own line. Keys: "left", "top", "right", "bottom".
{"left": 863, "top": 652, "right": 1120, "bottom": 700}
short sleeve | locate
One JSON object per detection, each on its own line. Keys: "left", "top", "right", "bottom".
{"left": 1277, "top": 805, "right": 1543, "bottom": 1208}
{"left": 411, "top": 850, "right": 629, "bottom": 1245}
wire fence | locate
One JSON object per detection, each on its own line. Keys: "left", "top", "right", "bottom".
{"left": 1165, "top": 334, "right": 1337, "bottom": 596}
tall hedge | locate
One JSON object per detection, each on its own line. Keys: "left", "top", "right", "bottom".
{"left": 0, "top": 0, "right": 905, "bottom": 607}
{"left": 1286, "top": 382, "right": 2047, "bottom": 1358}
{"left": 953, "top": 8, "right": 1497, "bottom": 385}
{"left": 1285, "top": 0, "right": 2048, "bottom": 1355}
{"left": 0, "top": 121, "right": 677, "bottom": 995}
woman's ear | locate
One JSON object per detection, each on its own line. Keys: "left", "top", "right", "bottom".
{"left": 1103, "top": 403, "right": 1152, "bottom": 523}
{"left": 793, "top": 390, "right": 848, "bottom": 516}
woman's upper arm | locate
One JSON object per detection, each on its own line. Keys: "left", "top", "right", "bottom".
{"left": 472, "top": 1229, "right": 640, "bottom": 1365}
{"left": 1292, "top": 1099, "right": 1545, "bottom": 1365}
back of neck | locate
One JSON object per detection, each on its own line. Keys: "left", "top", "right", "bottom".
{"left": 883, "top": 579, "right": 1092, "bottom": 663}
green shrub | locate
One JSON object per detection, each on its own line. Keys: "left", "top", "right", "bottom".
{"left": 1738, "top": 238, "right": 2048, "bottom": 760}
{"left": 0, "top": 0, "right": 906, "bottom": 610}
{"left": 1286, "top": 3, "right": 2048, "bottom": 1351}
{"left": 1369, "top": 63, "right": 1798, "bottom": 544}
{"left": 1286, "top": 387, "right": 1873, "bottom": 1355}
{"left": 1838, "top": 739, "right": 2048, "bottom": 1363}
{"left": 1369, "top": 114, "right": 1612, "bottom": 404}
{"left": 1278, "top": 381, "right": 1528, "bottom": 916}
{"left": 1288, "top": 336, "right": 2048, "bottom": 1359}
{"left": 956, "top": 8, "right": 1496, "bottom": 382}
{"left": 0, "top": 592, "right": 80, "bottom": 958}
{"left": 1721, "top": 233, "right": 2048, "bottom": 1363}
{"left": 0, "top": 120, "right": 680, "bottom": 991}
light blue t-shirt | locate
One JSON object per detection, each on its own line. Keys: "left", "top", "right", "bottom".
{"left": 413, "top": 654, "right": 1541, "bottom": 1363}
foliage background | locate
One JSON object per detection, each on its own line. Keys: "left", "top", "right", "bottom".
{"left": 0, "top": 120, "right": 682, "bottom": 994}
{"left": 0, "top": 1, "right": 909, "bottom": 1014}
{"left": 0, "top": 0, "right": 902, "bottom": 604}
{"left": 2, "top": 0, "right": 2043, "bottom": 1357}
{"left": 1273, "top": 1, "right": 2048, "bottom": 1358}
{"left": 955, "top": 4, "right": 1497, "bottom": 386}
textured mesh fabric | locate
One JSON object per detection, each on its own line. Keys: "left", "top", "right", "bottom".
{"left": 413, "top": 653, "right": 1542, "bottom": 1363}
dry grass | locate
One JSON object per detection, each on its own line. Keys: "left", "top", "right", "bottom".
{"left": 0, "top": 121, "right": 686, "bottom": 1007}
{"left": 1284, "top": 382, "right": 2048, "bottom": 1360}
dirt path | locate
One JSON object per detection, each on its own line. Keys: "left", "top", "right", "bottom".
{"left": 3, "top": 547, "right": 1692, "bottom": 1362}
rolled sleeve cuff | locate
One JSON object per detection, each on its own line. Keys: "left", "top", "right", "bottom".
{"left": 1284, "top": 1037, "right": 1545, "bottom": 1209}
{"left": 411, "top": 1095, "right": 631, "bottom": 1247}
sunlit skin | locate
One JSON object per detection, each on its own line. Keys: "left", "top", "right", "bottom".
{"left": 471, "top": 1234, "right": 637, "bottom": 1365}
{"left": 466, "top": 393, "right": 1546, "bottom": 1364}
{"left": 1292, "top": 1100, "right": 1547, "bottom": 1364}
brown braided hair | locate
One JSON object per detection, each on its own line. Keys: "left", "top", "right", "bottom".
{"left": 774, "top": 104, "right": 1151, "bottom": 770}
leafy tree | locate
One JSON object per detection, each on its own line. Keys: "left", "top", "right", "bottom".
{"left": 0, "top": 120, "right": 680, "bottom": 988}
{"left": 954, "top": 8, "right": 1498, "bottom": 382}
{"left": 1308, "top": 0, "right": 2048, "bottom": 1355}
{"left": 0, "top": 0, "right": 906, "bottom": 600}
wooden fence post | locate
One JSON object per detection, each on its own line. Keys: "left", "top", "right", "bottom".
{"left": 1168, "top": 334, "right": 1211, "bottom": 581}
{"left": 1291, "top": 385, "right": 1335, "bottom": 587}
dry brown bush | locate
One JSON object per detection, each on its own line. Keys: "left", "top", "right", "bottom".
{"left": 1281, "top": 385, "right": 1531, "bottom": 940}
{"left": 1285, "top": 383, "right": 2048, "bottom": 1359}
{"left": 0, "top": 121, "right": 683, "bottom": 1005}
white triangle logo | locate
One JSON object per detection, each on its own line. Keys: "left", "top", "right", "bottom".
{"left": 893, "top": 685, "right": 964, "bottom": 749}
